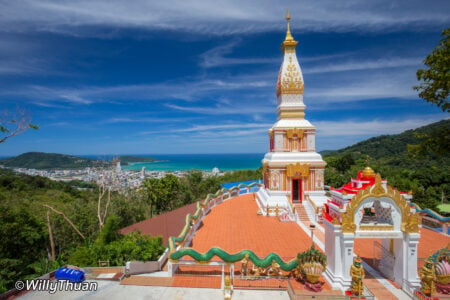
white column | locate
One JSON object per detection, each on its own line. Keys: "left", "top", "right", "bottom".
{"left": 324, "top": 221, "right": 353, "bottom": 290}
{"left": 341, "top": 233, "right": 355, "bottom": 288}
{"left": 401, "top": 233, "right": 421, "bottom": 296}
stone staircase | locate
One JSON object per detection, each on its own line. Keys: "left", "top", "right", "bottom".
{"left": 294, "top": 204, "right": 310, "bottom": 223}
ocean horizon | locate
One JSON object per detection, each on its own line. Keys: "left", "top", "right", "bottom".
{"left": 0, "top": 153, "right": 265, "bottom": 171}
{"left": 88, "top": 153, "right": 264, "bottom": 171}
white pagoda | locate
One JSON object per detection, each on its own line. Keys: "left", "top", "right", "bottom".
{"left": 257, "top": 12, "right": 327, "bottom": 214}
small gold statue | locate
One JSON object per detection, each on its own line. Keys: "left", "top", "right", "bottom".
{"left": 269, "top": 259, "right": 282, "bottom": 276}
{"left": 241, "top": 254, "right": 249, "bottom": 276}
{"left": 420, "top": 258, "right": 436, "bottom": 296}
{"left": 350, "top": 255, "right": 365, "bottom": 296}
{"left": 224, "top": 275, "right": 233, "bottom": 299}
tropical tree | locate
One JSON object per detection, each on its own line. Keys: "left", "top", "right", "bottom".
{"left": 0, "top": 107, "right": 38, "bottom": 143}
{"left": 414, "top": 28, "right": 450, "bottom": 112}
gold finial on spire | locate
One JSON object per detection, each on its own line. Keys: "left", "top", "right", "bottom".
{"left": 282, "top": 9, "right": 298, "bottom": 48}
{"left": 285, "top": 9, "right": 294, "bottom": 42}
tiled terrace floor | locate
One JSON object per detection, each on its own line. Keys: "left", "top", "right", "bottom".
{"left": 188, "top": 193, "right": 314, "bottom": 258}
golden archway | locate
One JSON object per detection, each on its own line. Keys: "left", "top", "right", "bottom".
{"left": 340, "top": 174, "right": 420, "bottom": 234}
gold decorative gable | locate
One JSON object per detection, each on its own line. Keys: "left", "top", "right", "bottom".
{"left": 341, "top": 173, "right": 420, "bottom": 234}
{"left": 276, "top": 56, "right": 304, "bottom": 96}
{"left": 286, "top": 128, "right": 304, "bottom": 139}
{"left": 286, "top": 163, "right": 309, "bottom": 178}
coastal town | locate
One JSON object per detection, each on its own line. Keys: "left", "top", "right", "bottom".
{"left": 2, "top": 161, "right": 224, "bottom": 191}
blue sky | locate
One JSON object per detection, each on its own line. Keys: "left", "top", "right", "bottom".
{"left": 0, "top": 0, "right": 449, "bottom": 156}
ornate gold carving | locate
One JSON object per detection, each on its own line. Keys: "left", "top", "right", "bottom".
{"left": 371, "top": 174, "right": 385, "bottom": 195}
{"left": 341, "top": 211, "right": 356, "bottom": 233}
{"left": 359, "top": 225, "right": 394, "bottom": 231}
{"left": 286, "top": 128, "right": 304, "bottom": 139}
{"left": 280, "top": 57, "right": 304, "bottom": 95}
{"left": 350, "top": 255, "right": 365, "bottom": 296}
{"left": 286, "top": 163, "right": 309, "bottom": 178}
{"left": 340, "top": 173, "right": 420, "bottom": 234}
{"left": 420, "top": 259, "right": 436, "bottom": 296}
{"left": 404, "top": 212, "right": 420, "bottom": 233}
{"left": 268, "top": 129, "right": 274, "bottom": 139}
{"left": 331, "top": 217, "right": 341, "bottom": 225}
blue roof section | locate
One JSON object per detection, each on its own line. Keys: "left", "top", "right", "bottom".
{"left": 221, "top": 180, "right": 263, "bottom": 190}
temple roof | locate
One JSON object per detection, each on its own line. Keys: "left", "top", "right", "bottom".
{"left": 330, "top": 167, "right": 410, "bottom": 196}
{"left": 120, "top": 202, "right": 198, "bottom": 246}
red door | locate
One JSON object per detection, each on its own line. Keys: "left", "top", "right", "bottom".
{"left": 292, "top": 179, "right": 302, "bottom": 203}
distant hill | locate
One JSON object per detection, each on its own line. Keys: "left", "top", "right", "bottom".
{"left": 0, "top": 152, "right": 109, "bottom": 169}
{"left": 323, "top": 119, "right": 449, "bottom": 160}
{"left": 119, "top": 155, "right": 156, "bottom": 166}
{"left": 0, "top": 152, "right": 158, "bottom": 169}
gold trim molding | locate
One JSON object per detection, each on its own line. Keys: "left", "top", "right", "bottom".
{"left": 286, "top": 128, "right": 304, "bottom": 139}
{"left": 278, "top": 111, "right": 305, "bottom": 119}
{"left": 359, "top": 225, "right": 394, "bottom": 231}
{"left": 341, "top": 173, "right": 420, "bottom": 234}
{"left": 286, "top": 163, "right": 309, "bottom": 178}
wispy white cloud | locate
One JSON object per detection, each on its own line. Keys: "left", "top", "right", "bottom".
{"left": 2, "top": 72, "right": 274, "bottom": 104}
{"left": 304, "top": 57, "right": 422, "bottom": 75}
{"left": 140, "top": 123, "right": 271, "bottom": 135}
{"left": 315, "top": 115, "right": 447, "bottom": 137}
{"left": 306, "top": 68, "right": 419, "bottom": 104}
{"left": 166, "top": 104, "right": 273, "bottom": 115}
{"left": 199, "top": 40, "right": 278, "bottom": 68}
{"left": 101, "top": 117, "right": 192, "bottom": 124}
{"left": 0, "top": 0, "right": 448, "bottom": 37}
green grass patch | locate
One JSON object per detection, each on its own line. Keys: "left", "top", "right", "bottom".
{"left": 437, "top": 204, "right": 450, "bottom": 213}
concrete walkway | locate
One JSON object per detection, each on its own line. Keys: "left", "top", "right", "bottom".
{"left": 18, "top": 281, "right": 289, "bottom": 300}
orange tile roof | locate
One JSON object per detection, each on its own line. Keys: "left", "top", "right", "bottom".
{"left": 120, "top": 202, "right": 198, "bottom": 246}
{"left": 188, "top": 193, "right": 314, "bottom": 258}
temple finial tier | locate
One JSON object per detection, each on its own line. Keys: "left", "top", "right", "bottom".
{"left": 283, "top": 9, "right": 298, "bottom": 49}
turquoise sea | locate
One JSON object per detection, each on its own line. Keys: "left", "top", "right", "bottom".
{"left": 116, "top": 153, "right": 264, "bottom": 171}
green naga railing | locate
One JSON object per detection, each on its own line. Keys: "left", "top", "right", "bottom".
{"left": 167, "top": 182, "right": 304, "bottom": 271}
{"left": 412, "top": 203, "right": 450, "bottom": 223}
{"left": 170, "top": 248, "right": 299, "bottom": 271}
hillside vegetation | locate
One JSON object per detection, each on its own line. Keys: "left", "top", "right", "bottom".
{"left": 0, "top": 152, "right": 156, "bottom": 169}
{"left": 0, "top": 152, "right": 107, "bottom": 169}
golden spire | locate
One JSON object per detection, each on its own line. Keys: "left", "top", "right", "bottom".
{"left": 285, "top": 10, "right": 294, "bottom": 42}
{"left": 283, "top": 9, "right": 298, "bottom": 48}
